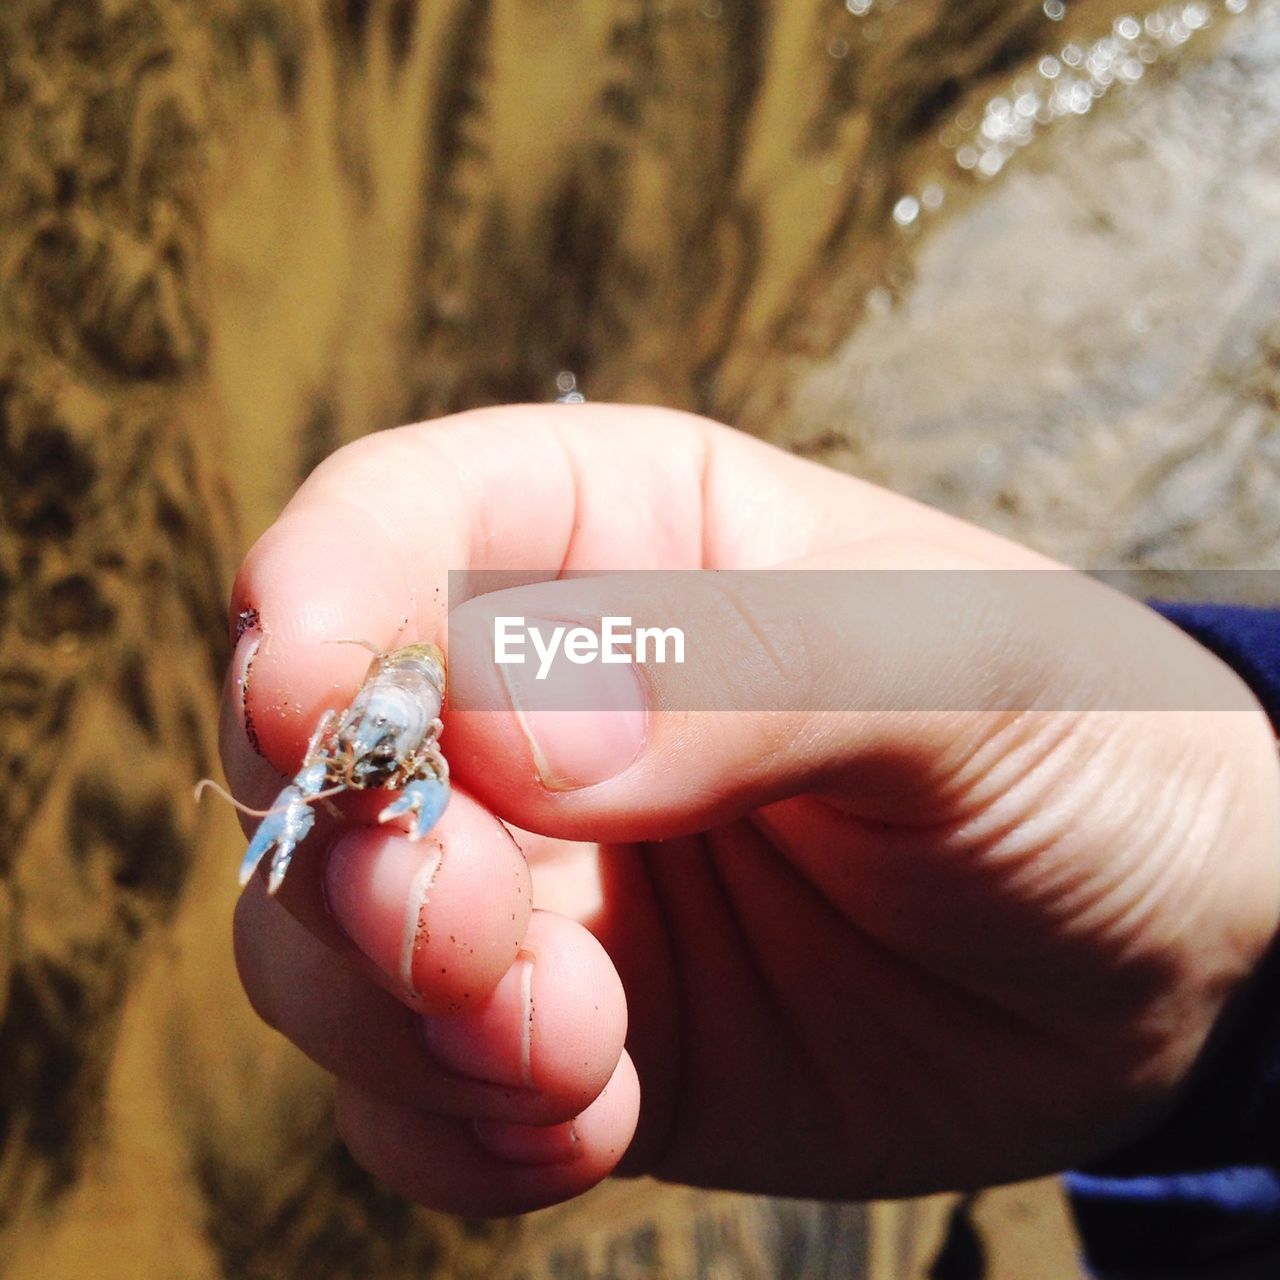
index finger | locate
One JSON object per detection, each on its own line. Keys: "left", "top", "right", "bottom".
{"left": 227, "top": 402, "right": 947, "bottom": 773}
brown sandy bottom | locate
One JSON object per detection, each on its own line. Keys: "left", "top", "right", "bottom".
{"left": 4, "top": 0, "right": 1280, "bottom": 1275}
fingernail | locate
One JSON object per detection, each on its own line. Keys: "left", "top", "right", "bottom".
{"left": 471, "top": 1117, "right": 580, "bottom": 1166}
{"left": 231, "top": 612, "right": 263, "bottom": 757}
{"left": 324, "top": 830, "right": 443, "bottom": 1001}
{"left": 419, "top": 950, "right": 535, "bottom": 1088}
{"left": 499, "top": 617, "right": 647, "bottom": 791}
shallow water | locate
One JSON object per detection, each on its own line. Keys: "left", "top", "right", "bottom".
{"left": 789, "top": 0, "right": 1280, "bottom": 586}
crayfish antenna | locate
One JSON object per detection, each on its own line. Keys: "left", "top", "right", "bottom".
{"left": 324, "top": 638, "right": 384, "bottom": 656}
{"left": 193, "top": 778, "right": 350, "bottom": 819}
{"left": 193, "top": 778, "right": 281, "bottom": 818}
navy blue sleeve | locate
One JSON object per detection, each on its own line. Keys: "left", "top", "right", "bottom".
{"left": 1068, "top": 603, "right": 1280, "bottom": 1278}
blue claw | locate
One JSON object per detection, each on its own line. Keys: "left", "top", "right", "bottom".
{"left": 379, "top": 777, "right": 450, "bottom": 841}
{"left": 240, "top": 761, "right": 328, "bottom": 893}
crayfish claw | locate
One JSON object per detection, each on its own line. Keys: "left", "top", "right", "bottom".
{"left": 266, "top": 840, "right": 301, "bottom": 896}
{"left": 379, "top": 777, "right": 450, "bottom": 841}
{"left": 240, "top": 761, "right": 328, "bottom": 893}
{"left": 239, "top": 787, "right": 316, "bottom": 890}
{"left": 239, "top": 802, "right": 280, "bottom": 886}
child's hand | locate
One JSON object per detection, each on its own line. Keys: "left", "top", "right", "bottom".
{"left": 223, "top": 405, "right": 1280, "bottom": 1216}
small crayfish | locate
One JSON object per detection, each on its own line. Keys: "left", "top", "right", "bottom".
{"left": 198, "top": 642, "right": 451, "bottom": 895}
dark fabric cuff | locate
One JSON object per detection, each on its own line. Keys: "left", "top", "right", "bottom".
{"left": 1069, "top": 603, "right": 1280, "bottom": 1277}
{"left": 1084, "top": 603, "right": 1280, "bottom": 1176}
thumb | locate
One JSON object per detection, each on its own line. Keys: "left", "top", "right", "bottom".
{"left": 442, "top": 550, "right": 1253, "bottom": 842}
